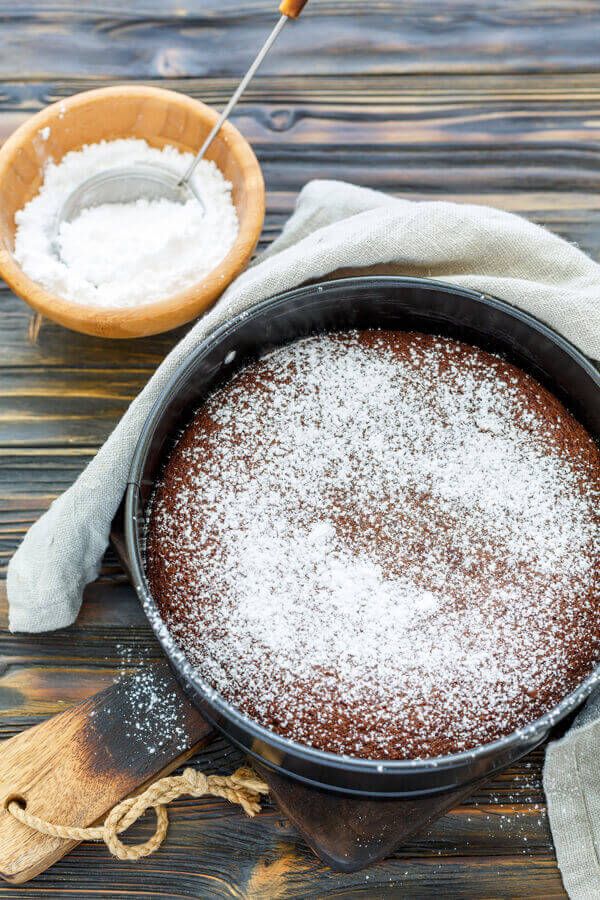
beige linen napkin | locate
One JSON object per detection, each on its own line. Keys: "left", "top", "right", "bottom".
{"left": 5, "top": 180, "right": 600, "bottom": 897}
{"left": 544, "top": 691, "right": 600, "bottom": 899}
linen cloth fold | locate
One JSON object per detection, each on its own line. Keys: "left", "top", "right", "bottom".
{"left": 5, "top": 179, "right": 600, "bottom": 898}
{"left": 544, "top": 692, "right": 600, "bottom": 900}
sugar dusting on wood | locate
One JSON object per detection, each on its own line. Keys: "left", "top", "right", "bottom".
{"left": 113, "top": 645, "right": 190, "bottom": 756}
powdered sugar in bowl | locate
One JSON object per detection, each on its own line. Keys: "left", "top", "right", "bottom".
{"left": 0, "top": 86, "right": 265, "bottom": 338}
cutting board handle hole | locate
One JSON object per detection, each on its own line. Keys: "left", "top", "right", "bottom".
{"left": 3, "top": 794, "right": 26, "bottom": 812}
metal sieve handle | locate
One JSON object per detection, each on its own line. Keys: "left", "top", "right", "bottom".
{"left": 279, "top": 0, "right": 310, "bottom": 17}
{"left": 180, "top": 2, "right": 311, "bottom": 188}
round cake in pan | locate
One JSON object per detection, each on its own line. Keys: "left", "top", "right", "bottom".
{"left": 146, "top": 330, "right": 600, "bottom": 760}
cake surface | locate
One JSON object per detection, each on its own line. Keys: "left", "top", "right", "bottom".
{"left": 146, "top": 330, "right": 600, "bottom": 760}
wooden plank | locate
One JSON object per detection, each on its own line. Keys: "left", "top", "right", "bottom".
{"left": 4, "top": 73, "right": 600, "bottom": 156}
{"left": 0, "top": 810, "right": 567, "bottom": 898}
{"left": 0, "top": 859, "right": 567, "bottom": 899}
{"left": 0, "top": 368, "right": 151, "bottom": 447}
{"left": 0, "top": 1, "right": 597, "bottom": 80}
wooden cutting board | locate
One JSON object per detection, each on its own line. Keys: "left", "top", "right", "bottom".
{"left": 0, "top": 661, "right": 212, "bottom": 883}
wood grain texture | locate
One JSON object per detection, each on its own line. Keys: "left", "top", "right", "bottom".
{"left": 0, "top": 1, "right": 599, "bottom": 79}
{"left": 1, "top": 0, "right": 598, "bottom": 895}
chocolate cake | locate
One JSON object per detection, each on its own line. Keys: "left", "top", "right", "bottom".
{"left": 146, "top": 330, "right": 600, "bottom": 760}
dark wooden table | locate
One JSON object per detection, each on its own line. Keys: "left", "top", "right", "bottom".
{"left": 1, "top": 1, "right": 598, "bottom": 895}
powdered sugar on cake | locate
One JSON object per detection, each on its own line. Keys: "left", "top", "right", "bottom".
{"left": 146, "top": 331, "right": 600, "bottom": 759}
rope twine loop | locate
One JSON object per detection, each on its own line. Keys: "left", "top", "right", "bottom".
{"left": 6, "top": 766, "right": 269, "bottom": 861}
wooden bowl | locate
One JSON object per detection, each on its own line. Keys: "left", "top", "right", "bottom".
{"left": 0, "top": 86, "right": 265, "bottom": 339}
